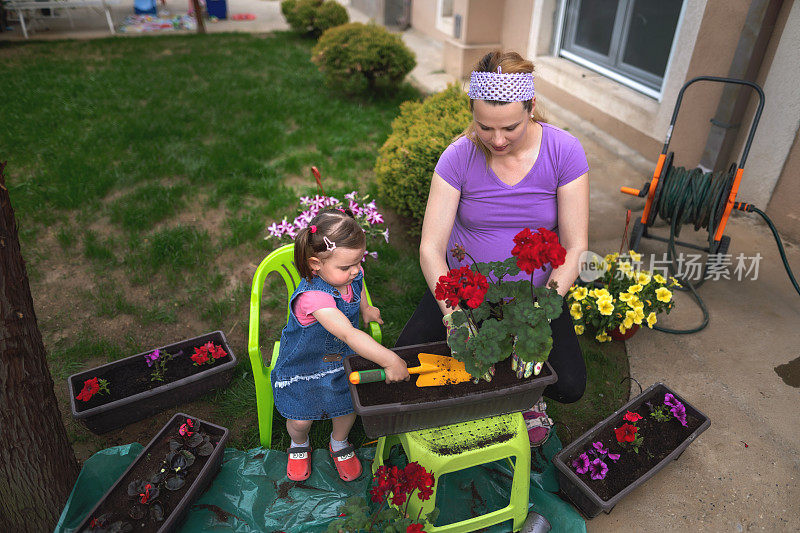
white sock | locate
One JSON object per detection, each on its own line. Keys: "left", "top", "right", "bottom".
{"left": 330, "top": 435, "right": 349, "bottom": 452}
{"left": 290, "top": 438, "right": 309, "bottom": 449}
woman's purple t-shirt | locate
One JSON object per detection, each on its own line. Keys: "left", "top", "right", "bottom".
{"left": 434, "top": 122, "right": 589, "bottom": 286}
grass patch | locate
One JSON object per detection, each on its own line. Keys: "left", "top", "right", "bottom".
{"left": 109, "top": 183, "right": 185, "bottom": 232}
{"left": 83, "top": 230, "right": 117, "bottom": 265}
{"left": 125, "top": 225, "right": 210, "bottom": 277}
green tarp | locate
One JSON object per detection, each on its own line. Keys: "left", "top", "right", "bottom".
{"left": 55, "top": 432, "right": 585, "bottom": 532}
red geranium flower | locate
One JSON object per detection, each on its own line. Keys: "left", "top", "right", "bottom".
{"left": 614, "top": 423, "right": 639, "bottom": 443}
{"left": 511, "top": 227, "right": 566, "bottom": 274}
{"left": 76, "top": 377, "right": 100, "bottom": 402}
{"left": 434, "top": 266, "right": 488, "bottom": 309}
{"left": 407, "top": 524, "right": 426, "bottom": 533}
{"left": 191, "top": 347, "right": 210, "bottom": 365}
{"left": 623, "top": 411, "right": 643, "bottom": 423}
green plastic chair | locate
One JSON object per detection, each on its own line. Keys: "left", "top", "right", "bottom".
{"left": 373, "top": 412, "right": 531, "bottom": 532}
{"left": 247, "top": 243, "right": 382, "bottom": 449}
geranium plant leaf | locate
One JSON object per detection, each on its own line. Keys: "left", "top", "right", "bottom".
{"left": 127, "top": 480, "right": 144, "bottom": 497}
{"left": 196, "top": 441, "right": 214, "bottom": 456}
{"left": 186, "top": 432, "right": 203, "bottom": 447}
{"left": 150, "top": 502, "right": 165, "bottom": 522}
{"left": 165, "top": 476, "right": 186, "bottom": 491}
{"left": 128, "top": 505, "right": 145, "bottom": 520}
{"left": 169, "top": 439, "right": 182, "bottom": 451}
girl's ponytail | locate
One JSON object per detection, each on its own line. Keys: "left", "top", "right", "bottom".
{"left": 294, "top": 226, "right": 315, "bottom": 280}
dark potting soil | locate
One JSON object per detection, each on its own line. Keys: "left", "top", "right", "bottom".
{"left": 348, "top": 348, "right": 553, "bottom": 407}
{"left": 563, "top": 391, "right": 704, "bottom": 502}
{"left": 72, "top": 349, "right": 233, "bottom": 413}
{"left": 81, "top": 418, "right": 223, "bottom": 533}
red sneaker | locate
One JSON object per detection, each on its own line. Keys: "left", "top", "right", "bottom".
{"left": 329, "top": 443, "right": 362, "bottom": 482}
{"left": 287, "top": 446, "right": 312, "bottom": 481}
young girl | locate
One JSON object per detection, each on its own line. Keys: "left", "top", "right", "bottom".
{"left": 272, "top": 208, "right": 410, "bottom": 482}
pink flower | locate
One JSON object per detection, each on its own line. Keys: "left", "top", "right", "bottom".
{"left": 267, "top": 222, "right": 282, "bottom": 237}
{"left": 366, "top": 211, "right": 384, "bottom": 225}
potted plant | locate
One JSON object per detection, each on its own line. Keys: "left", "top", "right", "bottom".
{"left": 567, "top": 251, "right": 680, "bottom": 343}
{"left": 75, "top": 413, "right": 229, "bottom": 533}
{"left": 69, "top": 331, "right": 237, "bottom": 434}
{"left": 327, "top": 462, "right": 437, "bottom": 533}
{"left": 552, "top": 382, "right": 710, "bottom": 518}
{"left": 344, "top": 228, "right": 564, "bottom": 438}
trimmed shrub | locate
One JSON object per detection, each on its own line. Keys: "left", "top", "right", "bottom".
{"left": 280, "top": 0, "right": 348, "bottom": 37}
{"left": 311, "top": 22, "right": 416, "bottom": 94}
{"left": 375, "top": 85, "right": 472, "bottom": 232}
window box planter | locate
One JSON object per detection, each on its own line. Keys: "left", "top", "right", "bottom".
{"left": 553, "top": 382, "right": 711, "bottom": 518}
{"left": 344, "top": 341, "right": 558, "bottom": 438}
{"left": 75, "top": 412, "right": 229, "bottom": 533}
{"left": 69, "top": 331, "right": 237, "bottom": 434}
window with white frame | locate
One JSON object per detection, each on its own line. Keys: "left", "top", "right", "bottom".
{"left": 436, "top": 0, "right": 455, "bottom": 37}
{"left": 560, "top": 0, "right": 684, "bottom": 98}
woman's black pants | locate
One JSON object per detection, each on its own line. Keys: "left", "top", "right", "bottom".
{"left": 394, "top": 290, "right": 587, "bottom": 404}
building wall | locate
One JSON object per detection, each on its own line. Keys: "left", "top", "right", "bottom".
{"left": 767, "top": 129, "right": 800, "bottom": 243}
{"left": 410, "top": 0, "right": 449, "bottom": 40}
{"left": 501, "top": 0, "right": 533, "bottom": 54}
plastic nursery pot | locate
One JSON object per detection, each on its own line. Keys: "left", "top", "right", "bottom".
{"left": 69, "top": 331, "right": 237, "bottom": 434}
{"left": 552, "top": 382, "right": 711, "bottom": 518}
{"left": 75, "top": 413, "right": 229, "bottom": 533}
{"left": 608, "top": 324, "right": 640, "bottom": 341}
{"left": 344, "top": 341, "right": 558, "bottom": 438}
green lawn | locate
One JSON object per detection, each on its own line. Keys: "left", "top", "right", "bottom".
{"left": 1, "top": 31, "right": 627, "bottom": 458}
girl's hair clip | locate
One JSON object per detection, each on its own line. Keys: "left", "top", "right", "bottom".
{"left": 309, "top": 225, "right": 317, "bottom": 233}
{"left": 337, "top": 208, "right": 346, "bottom": 214}
{"left": 323, "top": 236, "right": 336, "bottom": 252}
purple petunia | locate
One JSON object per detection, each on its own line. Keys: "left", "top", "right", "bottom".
{"left": 592, "top": 441, "right": 608, "bottom": 455}
{"left": 664, "top": 393, "right": 678, "bottom": 408}
{"left": 267, "top": 222, "right": 282, "bottom": 238}
{"left": 665, "top": 393, "right": 688, "bottom": 426}
{"left": 345, "top": 191, "right": 357, "bottom": 201}
{"left": 607, "top": 452, "right": 621, "bottom": 462}
{"left": 366, "top": 211, "right": 384, "bottom": 225}
{"left": 589, "top": 458, "right": 608, "bottom": 480}
{"left": 572, "top": 453, "right": 590, "bottom": 475}
{"left": 144, "top": 349, "right": 161, "bottom": 368}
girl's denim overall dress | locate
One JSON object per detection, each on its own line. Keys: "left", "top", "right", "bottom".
{"left": 271, "top": 270, "right": 363, "bottom": 421}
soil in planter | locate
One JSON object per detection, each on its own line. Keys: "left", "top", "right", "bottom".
{"left": 73, "top": 350, "right": 233, "bottom": 413}
{"left": 81, "top": 418, "right": 224, "bottom": 533}
{"left": 564, "top": 398, "right": 704, "bottom": 502}
{"left": 348, "top": 348, "right": 553, "bottom": 406}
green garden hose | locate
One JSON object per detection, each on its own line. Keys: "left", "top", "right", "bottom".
{"left": 647, "top": 165, "right": 799, "bottom": 334}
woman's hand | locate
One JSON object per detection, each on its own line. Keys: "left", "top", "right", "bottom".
{"left": 384, "top": 357, "right": 410, "bottom": 383}
{"left": 361, "top": 305, "right": 384, "bottom": 325}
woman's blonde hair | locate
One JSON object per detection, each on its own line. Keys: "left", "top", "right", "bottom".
{"left": 458, "top": 50, "right": 547, "bottom": 162}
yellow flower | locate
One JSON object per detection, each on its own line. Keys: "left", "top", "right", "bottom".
{"left": 618, "top": 292, "right": 633, "bottom": 302}
{"left": 604, "top": 252, "right": 619, "bottom": 262}
{"left": 656, "top": 287, "right": 672, "bottom": 302}
{"left": 597, "top": 298, "right": 614, "bottom": 316}
{"left": 629, "top": 250, "right": 642, "bottom": 262}
{"left": 628, "top": 284, "right": 643, "bottom": 294}
{"left": 636, "top": 272, "right": 651, "bottom": 285}
{"left": 626, "top": 296, "right": 641, "bottom": 309}
{"left": 594, "top": 288, "right": 611, "bottom": 299}
{"left": 596, "top": 331, "right": 612, "bottom": 343}
{"left": 653, "top": 274, "right": 667, "bottom": 284}
{"left": 634, "top": 308, "right": 645, "bottom": 324}
{"left": 670, "top": 277, "right": 683, "bottom": 288}
{"left": 647, "top": 312, "right": 657, "bottom": 328}
{"left": 618, "top": 262, "right": 632, "bottom": 274}
{"left": 622, "top": 315, "right": 635, "bottom": 329}
{"left": 574, "top": 324, "right": 584, "bottom": 335}
{"left": 618, "top": 324, "right": 627, "bottom": 334}
{"left": 572, "top": 286, "right": 588, "bottom": 301}
{"left": 570, "top": 302, "right": 583, "bottom": 320}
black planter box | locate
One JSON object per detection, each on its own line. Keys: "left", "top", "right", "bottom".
{"left": 69, "top": 331, "right": 237, "bottom": 434}
{"left": 552, "top": 382, "right": 711, "bottom": 518}
{"left": 74, "top": 412, "right": 229, "bottom": 533}
{"left": 344, "top": 341, "right": 558, "bottom": 438}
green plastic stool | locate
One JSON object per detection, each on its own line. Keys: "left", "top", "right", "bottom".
{"left": 247, "top": 243, "right": 382, "bottom": 449}
{"left": 373, "top": 412, "right": 530, "bottom": 532}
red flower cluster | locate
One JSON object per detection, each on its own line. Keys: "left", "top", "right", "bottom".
{"left": 191, "top": 341, "right": 227, "bottom": 366}
{"left": 614, "top": 423, "right": 639, "bottom": 443}
{"left": 406, "top": 524, "right": 425, "bottom": 533}
{"left": 434, "top": 266, "right": 489, "bottom": 309}
{"left": 76, "top": 377, "right": 100, "bottom": 402}
{"left": 623, "top": 411, "right": 642, "bottom": 423}
{"left": 179, "top": 418, "right": 195, "bottom": 437}
{"left": 510, "top": 227, "right": 566, "bottom": 275}
{"left": 139, "top": 483, "right": 153, "bottom": 504}
{"left": 370, "top": 462, "right": 435, "bottom": 507}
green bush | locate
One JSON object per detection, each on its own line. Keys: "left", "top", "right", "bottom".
{"left": 311, "top": 22, "right": 416, "bottom": 94}
{"left": 280, "top": 0, "right": 348, "bottom": 37}
{"left": 375, "top": 85, "right": 472, "bottom": 232}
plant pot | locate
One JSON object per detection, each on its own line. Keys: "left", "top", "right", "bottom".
{"left": 74, "top": 412, "right": 229, "bottom": 533}
{"left": 608, "top": 324, "right": 640, "bottom": 341}
{"left": 69, "top": 331, "right": 237, "bottom": 434}
{"left": 344, "top": 341, "right": 558, "bottom": 438}
{"left": 552, "top": 382, "right": 710, "bottom": 518}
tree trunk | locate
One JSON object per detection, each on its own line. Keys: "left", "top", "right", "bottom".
{"left": 0, "top": 161, "right": 80, "bottom": 532}
{"left": 191, "top": 0, "right": 206, "bottom": 34}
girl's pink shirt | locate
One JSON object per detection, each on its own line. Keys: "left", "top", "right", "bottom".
{"left": 293, "top": 284, "right": 356, "bottom": 326}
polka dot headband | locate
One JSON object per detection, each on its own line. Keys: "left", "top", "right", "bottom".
{"left": 468, "top": 66, "right": 535, "bottom": 102}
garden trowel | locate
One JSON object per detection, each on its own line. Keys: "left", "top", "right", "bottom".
{"left": 348, "top": 353, "right": 473, "bottom": 387}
